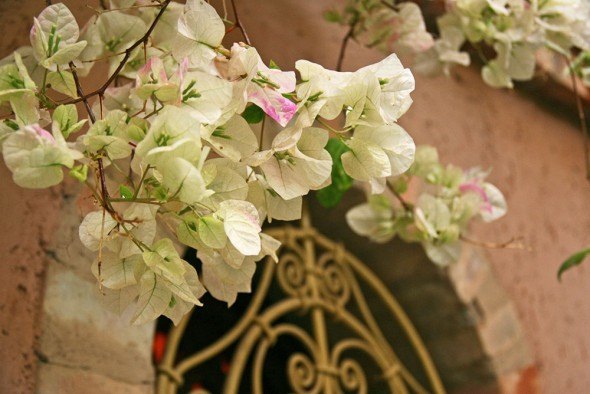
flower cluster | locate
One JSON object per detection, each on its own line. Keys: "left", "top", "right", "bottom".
{"left": 327, "top": 0, "right": 590, "bottom": 88}
{"left": 0, "top": 1, "right": 428, "bottom": 324}
{"left": 346, "top": 145, "right": 507, "bottom": 266}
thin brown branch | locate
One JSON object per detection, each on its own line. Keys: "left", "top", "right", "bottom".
{"left": 380, "top": 0, "right": 396, "bottom": 11}
{"left": 565, "top": 57, "right": 590, "bottom": 180}
{"left": 62, "top": 0, "right": 171, "bottom": 106}
{"left": 69, "top": 62, "right": 96, "bottom": 123}
{"left": 97, "top": 156, "right": 115, "bottom": 215}
{"left": 336, "top": 24, "right": 355, "bottom": 71}
{"left": 230, "top": 0, "right": 251, "bottom": 45}
{"left": 460, "top": 235, "right": 529, "bottom": 251}
{"left": 386, "top": 182, "right": 412, "bottom": 211}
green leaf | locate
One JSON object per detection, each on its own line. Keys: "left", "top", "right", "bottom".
{"left": 323, "top": 10, "right": 342, "bottom": 23}
{"left": 119, "top": 185, "right": 134, "bottom": 199}
{"left": 316, "top": 138, "right": 352, "bottom": 208}
{"left": 269, "top": 59, "right": 281, "bottom": 70}
{"left": 241, "top": 104, "right": 265, "bottom": 124}
{"left": 558, "top": 247, "right": 590, "bottom": 281}
{"left": 69, "top": 164, "right": 88, "bottom": 182}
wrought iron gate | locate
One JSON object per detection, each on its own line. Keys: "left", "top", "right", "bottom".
{"left": 156, "top": 213, "right": 445, "bottom": 394}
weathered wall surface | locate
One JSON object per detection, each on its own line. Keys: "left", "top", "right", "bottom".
{"left": 0, "top": 2, "right": 154, "bottom": 393}
{"left": 0, "top": 1, "right": 68, "bottom": 391}
{"left": 0, "top": 0, "right": 589, "bottom": 393}
{"left": 236, "top": 1, "right": 590, "bottom": 393}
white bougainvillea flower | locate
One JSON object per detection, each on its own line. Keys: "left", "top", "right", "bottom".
{"left": 422, "top": 241, "right": 462, "bottom": 267}
{"left": 163, "top": 258, "right": 206, "bottom": 325}
{"left": 29, "top": 3, "right": 87, "bottom": 71}
{"left": 79, "top": 203, "right": 157, "bottom": 259}
{"left": 198, "top": 232, "right": 280, "bottom": 305}
{"left": 341, "top": 73, "right": 384, "bottom": 128}
{"left": 460, "top": 169, "right": 507, "bottom": 222}
{"left": 414, "top": 194, "right": 451, "bottom": 239}
{"left": 346, "top": 195, "right": 396, "bottom": 243}
{"left": 132, "top": 106, "right": 212, "bottom": 204}
{"left": 131, "top": 270, "right": 173, "bottom": 325}
{"left": 83, "top": 110, "right": 132, "bottom": 160}
{"left": 343, "top": 122, "right": 414, "bottom": 194}
{"left": 2, "top": 123, "right": 81, "bottom": 188}
{"left": 91, "top": 252, "right": 143, "bottom": 290}
{"left": 97, "top": 84, "right": 144, "bottom": 116}
{"left": 0, "top": 52, "right": 39, "bottom": 125}
{"left": 258, "top": 127, "right": 332, "bottom": 200}
{"left": 76, "top": 15, "right": 102, "bottom": 77}
{"left": 202, "top": 159, "right": 249, "bottom": 208}
{"left": 202, "top": 115, "right": 258, "bottom": 161}
{"left": 159, "top": 156, "right": 213, "bottom": 205}
{"left": 347, "top": 123, "right": 415, "bottom": 193}
{"left": 247, "top": 175, "right": 303, "bottom": 222}
{"left": 132, "top": 251, "right": 205, "bottom": 326}
{"left": 295, "top": 60, "right": 350, "bottom": 121}
{"left": 218, "top": 199, "right": 262, "bottom": 256}
{"left": 134, "top": 105, "right": 202, "bottom": 168}
{"left": 134, "top": 56, "right": 182, "bottom": 104}
{"left": 357, "top": 54, "right": 416, "bottom": 124}
{"left": 180, "top": 69, "right": 233, "bottom": 125}
{"left": 175, "top": 0, "right": 225, "bottom": 69}
{"left": 52, "top": 104, "right": 87, "bottom": 139}
{"left": 482, "top": 42, "right": 536, "bottom": 88}
{"left": 199, "top": 250, "right": 256, "bottom": 306}
{"left": 143, "top": 1, "right": 184, "bottom": 49}
{"left": 143, "top": 239, "right": 191, "bottom": 297}
{"left": 389, "top": 2, "right": 434, "bottom": 54}
{"left": 356, "top": 2, "right": 433, "bottom": 56}
{"left": 414, "top": 19, "right": 470, "bottom": 77}
{"left": 227, "top": 44, "right": 297, "bottom": 127}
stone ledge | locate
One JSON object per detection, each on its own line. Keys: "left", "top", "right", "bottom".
{"left": 36, "top": 363, "right": 153, "bottom": 394}
{"left": 40, "top": 261, "right": 154, "bottom": 385}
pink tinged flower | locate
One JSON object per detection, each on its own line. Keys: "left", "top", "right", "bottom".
{"left": 460, "top": 182, "right": 493, "bottom": 213}
{"left": 30, "top": 124, "right": 55, "bottom": 143}
{"left": 174, "top": 57, "right": 190, "bottom": 85}
{"left": 137, "top": 57, "right": 169, "bottom": 85}
{"left": 248, "top": 88, "right": 297, "bottom": 127}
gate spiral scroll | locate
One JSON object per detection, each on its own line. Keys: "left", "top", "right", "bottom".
{"left": 156, "top": 213, "right": 445, "bottom": 394}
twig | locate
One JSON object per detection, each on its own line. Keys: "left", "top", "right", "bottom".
{"left": 230, "top": 0, "right": 251, "bottom": 45}
{"left": 109, "top": 198, "right": 163, "bottom": 205}
{"left": 380, "top": 0, "right": 396, "bottom": 11}
{"left": 62, "top": 0, "right": 171, "bottom": 106}
{"left": 69, "top": 62, "right": 96, "bottom": 123}
{"left": 386, "top": 182, "right": 412, "bottom": 211}
{"left": 132, "top": 165, "right": 151, "bottom": 200}
{"left": 336, "top": 24, "right": 355, "bottom": 71}
{"left": 97, "top": 157, "right": 114, "bottom": 214}
{"left": 565, "top": 57, "right": 590, "bottom": 180}
{"left": 460, "top": 235, "right": 529, "bottom": 251}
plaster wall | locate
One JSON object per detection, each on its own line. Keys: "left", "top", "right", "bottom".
{"left": 232, "top": 1, "right": 590, "bottom": 392}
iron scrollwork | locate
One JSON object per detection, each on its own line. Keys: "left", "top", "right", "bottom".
{"left": 156, "top": 214, "right": 445, "bottom": 394}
